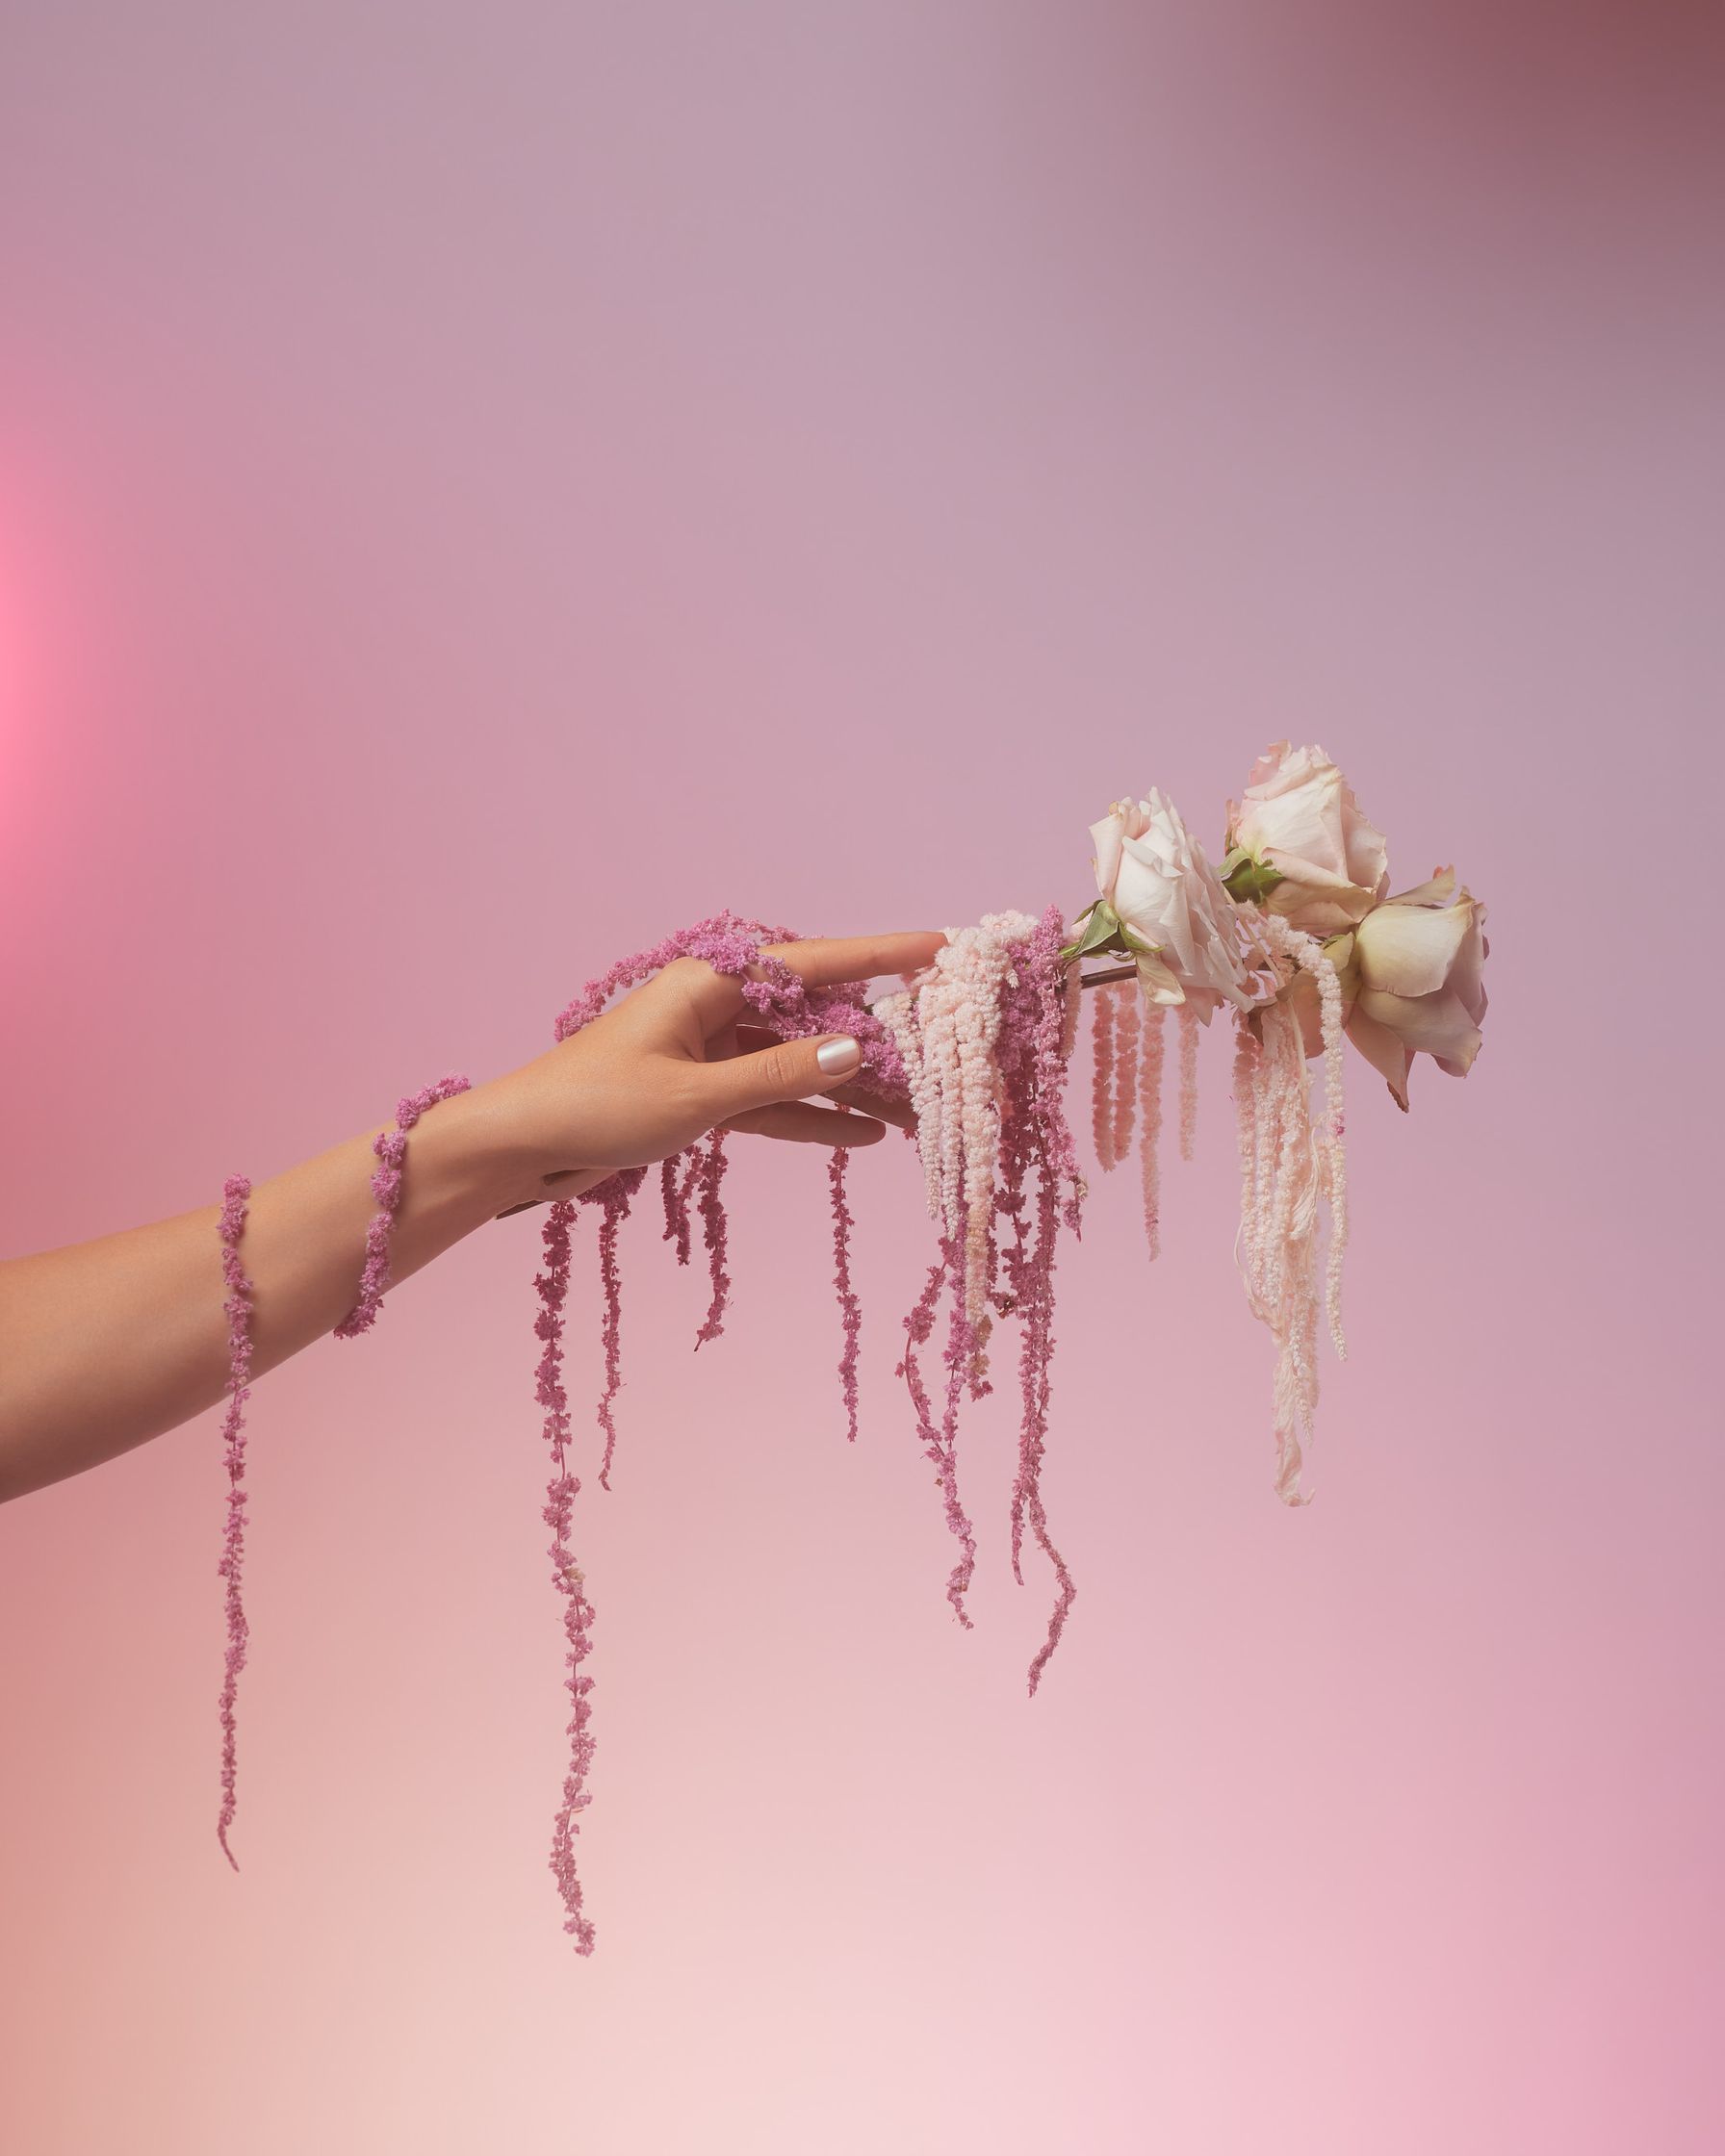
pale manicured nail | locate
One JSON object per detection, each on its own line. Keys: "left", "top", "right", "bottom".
{"left": 816, "top": 1036, "right": 862, "bottom": 1077}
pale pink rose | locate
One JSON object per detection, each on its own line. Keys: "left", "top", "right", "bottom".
{"left": 1090, "top": 790, "right": 1255, "bottom": 1016}
{"left": 1345, "top": 867, "right": 1488, "bottom": 1109}
{"left": 1229, "top": 742, "right": 1389, "bottom": 935}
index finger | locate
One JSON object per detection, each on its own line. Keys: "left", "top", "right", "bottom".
{"left": 649, "top": 930, "right": 946, "bottom": 1031}
{"left": 763, "top": 932, "right": 947, "bottom": 991}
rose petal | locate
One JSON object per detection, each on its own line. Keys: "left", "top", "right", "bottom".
{"left": 1448, "top": 891, "right": 1488, "bottom": 1027}
{"left": 1089, "top": 808, "right": 1127, "bottom": 908}
{"left": 1344, "top": 1004, "right": 1411, "bottom": 1109}
{"left": 1134, "top": 950, "right": 1186, "bottom": 1005}
{"left": 1267, "top": 883, "right": 1378, "bottom": 936}
{"left": 1386, "top": 865, "right": 1457, "bottom": 910}
{"left": 1355, "top": 985, "right": 1482, "bottom": 1072}
{"left": 1339, "top": 783, "right": 1389, "bottom": 896}
{"left": 1354, "top": 895, "right": 1472, "bottom": 998}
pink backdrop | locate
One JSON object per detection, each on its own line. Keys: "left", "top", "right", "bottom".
{"left": 2, "top": 6, "right": 1719, "bottom": 2150}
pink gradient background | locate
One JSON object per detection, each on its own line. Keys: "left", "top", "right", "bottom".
{"left": 2, "top": 5, "right": 1720, "bottom": 2150}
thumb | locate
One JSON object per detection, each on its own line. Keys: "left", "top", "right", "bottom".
{"left": 703, "top": 1033, "right": 862, "bottom": 1121}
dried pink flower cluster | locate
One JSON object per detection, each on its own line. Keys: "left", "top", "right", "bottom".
{"left": 536, "top": 906, "right": 1082, "bottom": 1948}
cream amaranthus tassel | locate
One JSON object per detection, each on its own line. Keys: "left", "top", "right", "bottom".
{"left": 879, "top": 912, "right": 1038, "bottom": 1329}
{"left": 1233, "top": 913, "right": 1350, "bottom": 1503}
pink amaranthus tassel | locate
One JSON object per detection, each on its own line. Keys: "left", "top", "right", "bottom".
{"left": 1138, "top": 1003, "right": 1167, "bottom": 1261}
{"left": 533, "top": 1200, "right": 599, "bottom": 1953}
{"left": 1110, "top": 983, "right": 1139, "bottom": 1166}
{"left": 334, "top": 1074, "right": 471, "bottom": 1338}
{"left": 1092, "top": 978, "right": 1118, "bottom": 1168}
{"left": 829, "top": 1146, "right": 862, "bottom": 1443}
{"left": 214, "top": 1175, "right": 257, "bottom": 1870}
{"left": 1177, "top": 1000, "right": 1200, "bottom": 1161}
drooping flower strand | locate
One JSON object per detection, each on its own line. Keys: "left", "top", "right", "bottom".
{"left": 1229, "top": 915, "right": 1351, "bottom": 1507}
{"left": 1232, "top": 1007, "right": 1305, "bottom": 1502}
{"left": 692, "top": 1131, "right": 732, "bottom": 1348}
{"left": 884, "top": 917, "right": 1021, "bottom": 1330}
{"left": 531, "top": 1199, "right": 598, "bottom": 1953}
{"left": 829, "top": 1145, "right": 862, "bottom": 1443}
{"left": 215, "top": 1175, "right": 257, "bottom": 1871}
{"left": 878, "top": 960, "right": 990, "bottom": 1624}
{"left": 592, "top": 1172, "right": 642, "bottom": 1491}
{"left": 895, "top": 1247, "right": 979, "bottom": 1628}
{"left": 659, "top": 1151, "right": 697, "bottom": 1268}
{"left": 1092, "top": 981, "right": 1118, "bottom": 1169}
{"left": 878, "top": 914, "right": 1048, "bottom": 1628}
{"left": 1263, "top": 912, "right": 1351, "bottom": 1358}
{"left": 992, "top": 906, "right": 1085, "bottom": 1693}
{"left": 1138, "top": 1002, "right": 1167, "bottom": 1261}
{"left": 334, "top": 1074, "right": 472, "bottom": 1339}
{"left": 1110, "top": 982, "right": 1139, "bottom": 1166}
{"left": 1177, "top": 1000, "right": 1200, "bottom": 1161}
{"left": 885, "top": 908, "right": 1085, "bottom": 1678}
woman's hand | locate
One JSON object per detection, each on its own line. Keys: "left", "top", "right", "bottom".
{"left": 477, "top": 931, "right": 941, "bottom": 1212}
{"left": 0, "top": 928, "right": 942, "bottom": 1502}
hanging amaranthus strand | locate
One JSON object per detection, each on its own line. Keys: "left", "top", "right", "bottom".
{"left": 895, "top": 1238, "right": 982, "bottom": 1627}
{"left": 1110, "top": 983, "right": 1139, "bottom": 1167}
{"left": 693, "top": 1131, "right": 732, "bottom": 1348}
{"left": 593, "top": 1174, "right": 637, "bottom": 1491}
{"left": 660, "top": 1151, "right": 696, "bottom": 1267}
{"left": 829, "top": 1146, "right": 862, "bottom": 1443}
{"left": 215, "top": 1175, "right": 257, "bottom": 1870}
{"left": 335, "top": 1075, "right": 471, "bottom": 1338}
{"left": 1092, "top": 981, "right": 1118, "bottom": 1169}
{"left": 1138, "top": 1003, "right": 1167, "bottom": 1261}
{"left": 1230, "top": 915, "right": 1350, "bottom": 1504}
{"left": 994, "top": 907, "right": 1086, "bottom": 1692}
{"left": 531, "top": 1199, "right": 597, "bottom": 1951}
{"left": 1177, "top": 1000, "right": 1200, "bottom": 1162}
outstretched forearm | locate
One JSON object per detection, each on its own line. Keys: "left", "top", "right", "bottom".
{"left": 0, "top": 929, "right": 938, "bottom": 1506}
{"left": 0, "top": 1083, "right": 521, "bottom": 1503}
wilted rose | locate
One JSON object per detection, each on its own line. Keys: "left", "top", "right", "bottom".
{"left": 1344, "top": 868, "right": 1487, "bottom": 1109}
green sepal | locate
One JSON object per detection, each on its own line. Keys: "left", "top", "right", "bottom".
{"left": 1221, "top": 847, "right": 1285, "bottom": 905}
{"left": 1059, "top": 899, "right": 1125, "bottom": 966}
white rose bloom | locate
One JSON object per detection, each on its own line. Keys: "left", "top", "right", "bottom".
{"left": 1090, "top": 790, "right": 1255, "bottom": 1016}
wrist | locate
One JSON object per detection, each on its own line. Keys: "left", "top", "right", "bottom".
{"left": 406, "top": 1078, "right": 538, "bottom": 1220}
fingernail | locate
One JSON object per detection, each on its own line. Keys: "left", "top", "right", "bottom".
{"left": 816, "top": 1036, "right": 862, "bottom": 1077}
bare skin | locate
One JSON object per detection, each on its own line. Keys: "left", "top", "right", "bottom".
{"left": 0, "top": 931, "right": 941, "bottom": 1505}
